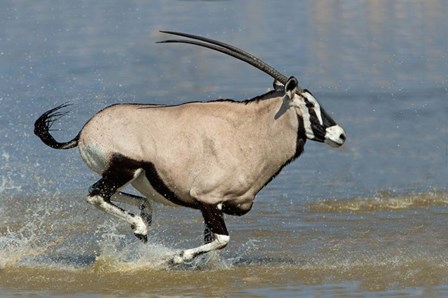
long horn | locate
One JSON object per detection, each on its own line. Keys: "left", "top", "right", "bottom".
{"left": 158, "top": 31, "right": 300, "bottom": 90}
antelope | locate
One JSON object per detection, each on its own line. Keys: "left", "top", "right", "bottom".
{"left": 34, "top": 31, "right": 346, "bottom": 265}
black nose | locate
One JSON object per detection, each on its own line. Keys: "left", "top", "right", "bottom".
{"left": 340, "top": 134, "right": 346, "bottom": 141}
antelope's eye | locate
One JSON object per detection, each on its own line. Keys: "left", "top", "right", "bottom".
{"left": 305, "top": 102, "right": 314, "bottom": 108}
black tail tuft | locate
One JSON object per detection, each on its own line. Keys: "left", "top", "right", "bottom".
{"left": 34, "top": 103, "right": 79, "bottom": 150}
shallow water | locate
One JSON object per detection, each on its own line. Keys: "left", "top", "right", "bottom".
{"left": 2, "top": 192, "right": 448, "bottom": 297}
{"left": 1, "top": 1, "right": 447, "bottom": 297}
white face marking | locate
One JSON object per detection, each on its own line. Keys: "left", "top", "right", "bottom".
{"left": 302, "top": 92, "right": 323, "bottom": 125}
{"left": 325, "top": 125, "right": 346, "bottom": 147}
{"left": 291, "top": 94, "right": 315, "bottom": 140}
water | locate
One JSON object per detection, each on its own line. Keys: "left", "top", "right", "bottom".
{"left": 1, "top": 1, "right": 447, "bottom": 296}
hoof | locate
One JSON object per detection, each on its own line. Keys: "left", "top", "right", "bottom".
{"left": 139, "top": 205, "right": 152, "bottom": 226}
{"left": 131, "top": 215, "right": 149, "bottom": 243}
{"left": 167, "top": 250, "right": 195, "bottom": 266}
{"left": 134, "top": 233, "right": 148, "bottom": 243}
{"left": 167, "top": 254, "right": 185, "bottom": 267}
{"left": 141, "top": 212, "right": 152, "bottom": 227}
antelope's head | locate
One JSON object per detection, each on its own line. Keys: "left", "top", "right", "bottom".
{"left": 158, "top": 31, "right": 346, "bottom": 148}
{"left": 282, "top": 77, "right": 345, "bottom": 147}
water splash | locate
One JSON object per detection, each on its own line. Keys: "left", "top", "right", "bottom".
{"left": 89, "top": 222, "right": 175, "bottom": 272}
{"left": 89, "top": 221, "right": 244, "bottom": 272}
{"left": 0, "top": 220, "right": 65, "bottom": 269}
{"left": 0, "top": 190, "right": 88, "bottom": 270}
{"left": 0, "top": 152, "right": 23, "bottom": 194}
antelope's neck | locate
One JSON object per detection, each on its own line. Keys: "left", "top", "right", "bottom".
{"left": 246, "top": 95, "right": 304, "bottom": 168}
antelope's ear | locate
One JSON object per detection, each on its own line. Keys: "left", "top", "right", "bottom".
{"left": 284, "top": 76, "right": 299, "bottom": 101}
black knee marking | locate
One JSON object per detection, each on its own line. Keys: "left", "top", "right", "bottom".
{"left": 200, "top": 204, "right": 228, "bottom": 236}
{"left": 203, "top": 225, "right": 215, "bottom": 244}
{"left": 89, "top": 154, "right": 140, "bottom": 200}
{"left": 88, "top": 180, "right": 115, "bottom": 201}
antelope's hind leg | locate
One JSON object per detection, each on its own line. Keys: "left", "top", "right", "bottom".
{"left": 170, "top": 203, "right": 230, "bottom": 265}
{"left": 86, "top": 167, "right": 149, "bottom": 243}
{"left": 113, "top": 191, "right": 153, "bottom": 228}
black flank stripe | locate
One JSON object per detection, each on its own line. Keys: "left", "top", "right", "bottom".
{"left": 142, "top": 161, "right": 198, "bottom": 209}
{"left": 106, "top": 154, "right": 198, "bottom": 209}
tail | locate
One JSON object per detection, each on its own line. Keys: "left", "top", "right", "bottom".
{"left": 34, "top": 103, "right": 79, "bottom": 150}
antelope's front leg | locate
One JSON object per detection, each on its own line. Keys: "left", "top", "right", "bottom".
{"left": 170, "top": 203, "right": 229, "bottom": 265}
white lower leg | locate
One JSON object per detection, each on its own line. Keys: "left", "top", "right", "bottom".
{"left": 171, "top": 234, "right": 230, "bottom": 264}
{"left": 86, "top": 195, "right": 148, "bottom": 237}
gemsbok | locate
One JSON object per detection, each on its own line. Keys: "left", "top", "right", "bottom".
{"left": 34, "top": 31, "right": 346, "bottom": 264}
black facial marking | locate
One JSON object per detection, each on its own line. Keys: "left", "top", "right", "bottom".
{"left": 302, "top": 97, "right": 325, "bottom": 142}
{"left": 320, "top": 106, "right": 337, "bottom": 127}
{"left": 309, "top": 113, "right": 324, "bottom": 139}
{"left": 302, "top": 90, "right": 337, "bottom": 133}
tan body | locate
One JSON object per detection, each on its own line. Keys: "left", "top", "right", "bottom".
{"left": 79, "top": 91, "right": 302, "bottom": 213}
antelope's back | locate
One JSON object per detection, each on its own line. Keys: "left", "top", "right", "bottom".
{"left": 77, "top": 101, "right": 256, "bottom": 176}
